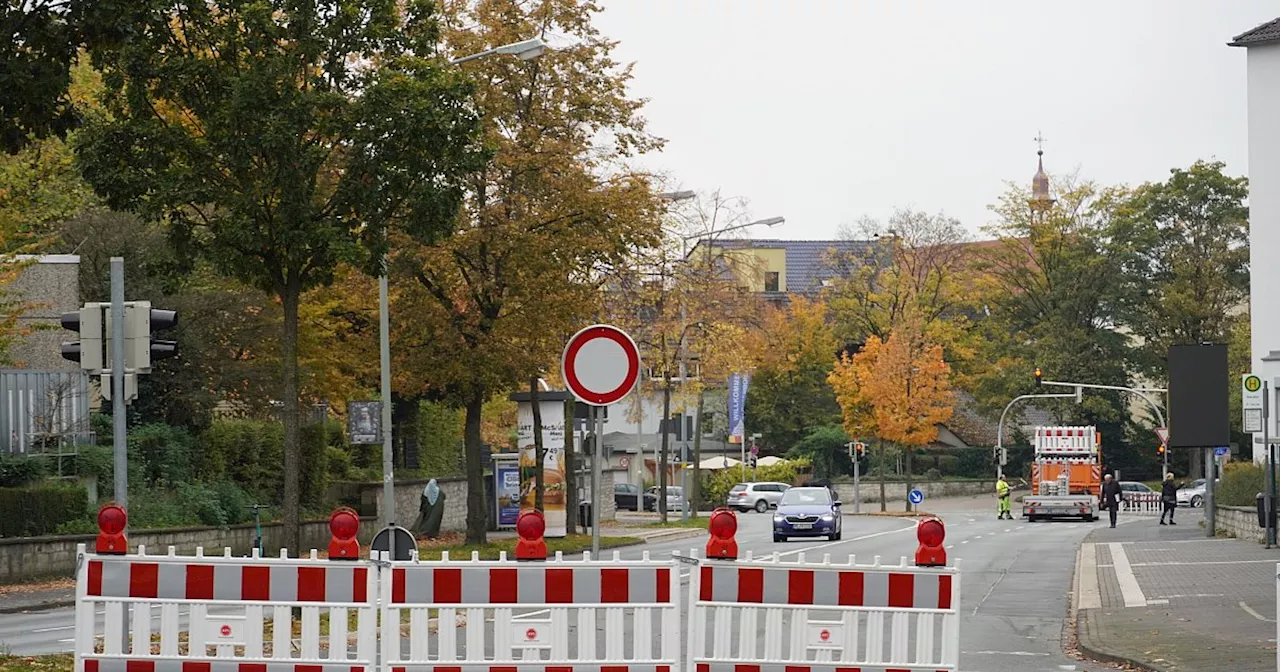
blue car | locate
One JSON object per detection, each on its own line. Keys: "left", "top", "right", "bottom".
{"left": 773, "top": 486, "right": 843, "bottom": 542}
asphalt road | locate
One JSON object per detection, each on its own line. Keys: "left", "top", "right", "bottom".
{"left": 0, "top": 496, "right": 1107, "bottom": 671}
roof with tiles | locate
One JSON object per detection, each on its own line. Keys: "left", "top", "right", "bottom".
{"left": 1230, "top": 17, "right": 1280, "bottom": 47}
{"left": 698, "top": 238, "right": 880, "bottom": 295}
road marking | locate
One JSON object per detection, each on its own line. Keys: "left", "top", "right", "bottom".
{"left": 1077, "top": 542, "right": 1101, "bottom": 610}
{"left": 673, "top": 523, "right": 918, "bottom": 580}
{"left": 1131, "top": 559, "right": 1280, "bottom": 566}
{"left": 1017, "top": 526, "right": 1025, "bottom": 530}
{"left": 1004, "top": 528, "right": 1012, "bottom": 533}
{"left": 1108, "top": 542, "right": 1147, "bottom": 607}
{"left": 961, "top": 540, "right": 969, "bottom": 544}
{"left": 1147, "top": 599, "right": 1169, "bottom": 605}
{"left": 32, "top": 625, "right": 75, "bottom": 633}
{"left": 963, "top": 651, "right": 1052, "bottom": 656}
{"left": 1240, "top": 601, "right": 1275, "bottom": 622}
{"left": 1155, "top": 593, "right": 1224, "bottom": 598}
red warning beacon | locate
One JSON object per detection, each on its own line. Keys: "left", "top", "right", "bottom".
{"left": 706, "top": 507, "right": 738, "bottom": 560}
{"left": 95, "top": 503, "right": 128, "bottom": 555}
{"left": 914, "top": 516, "right": 947, "bottom": 567}
{"left": 328, "top": 507, "right": 361, "bottom": 560}
{"left": 516, "top": 509, "right": 547, "bottom": 561}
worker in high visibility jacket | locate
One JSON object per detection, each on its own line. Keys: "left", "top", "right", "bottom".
{"left": 996, "top": 475, "right": 1012, "bottom": 520}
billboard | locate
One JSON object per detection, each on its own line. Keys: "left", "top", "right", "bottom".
{"left": 496, "top": 463, "right": 521, "bottom": 527}
{"left": 1168, "top": 344, "right": 1229, "bottom": 448}
{"left": 516, "top": 400, "right": 567, "bottom": 538}
{"left": 728, "top": 372, "right": 751, "bottom": 444}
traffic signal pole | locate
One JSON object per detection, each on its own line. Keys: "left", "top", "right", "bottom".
{"left": 110, "top": 257, "right": 129, "bottom": 650}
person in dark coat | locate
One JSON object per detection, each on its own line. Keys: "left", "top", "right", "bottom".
{"left": 1100, "top": 473, "right": 1123, "bottom": 528}
{"left": 1160, "top": 472, "right": 1178, "bottom": 525}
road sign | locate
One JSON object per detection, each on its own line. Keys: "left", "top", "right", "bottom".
{"left": 1214, "top": 446, "right": 1229, "bottom": 457}
{"left": 908, "top": 489, "right": 924, "bottom": 505}
{"left": 1244, "top": 374, "right": 1264, "bottom": 432}
{"left": 1245, "top": 408, "right": 1263, "bottom": 433}
{"left": 561, "top": 324, "right": 641, "bottom": 406}
{"left": 1154, "top": 427, "right": 1169, "bottom": 446}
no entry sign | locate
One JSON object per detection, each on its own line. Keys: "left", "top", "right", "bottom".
{"left": 562, "top": 324, "right": 641, "bottom": 406}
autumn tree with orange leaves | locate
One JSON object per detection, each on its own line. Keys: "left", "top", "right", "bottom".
{"left": 829, "top": 318, "right": 953, "bottom": 511}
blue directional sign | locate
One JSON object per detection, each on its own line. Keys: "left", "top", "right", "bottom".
{"left": 908, "top": 489, "right": 925, "bottom": 505}
{"left": 1215, "top": 446, "right": 1230, "bottom": 457}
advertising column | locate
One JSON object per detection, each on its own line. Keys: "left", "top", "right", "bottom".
{"left": 517, "top": 399, "right": 568, "bottom": 537}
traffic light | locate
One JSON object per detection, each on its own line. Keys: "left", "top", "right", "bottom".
{"left": 1034, "top": 367, "right": 1043, "bottom": 389}
{"left": 855, "top": 441, "right": 866, "bottom": 457}
{"left": 1157, "top": 445, "right": 1165, "bottom": 456}
{"left": 60, "top": 305, "right": 104, "bottom": 371}
{"left": 125, "top": 301, "right": 178, "bottom": 372}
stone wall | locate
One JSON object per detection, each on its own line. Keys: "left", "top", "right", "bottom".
{"left": 0, "top": 516, "right": 380, "bottom": 583}
{"left": 832, "top": 479, "right": 995, "bottom": 506}
{"left": 1215, "top": 504, "right": 1264, "bottom": 543}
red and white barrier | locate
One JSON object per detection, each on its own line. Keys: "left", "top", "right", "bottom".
{"left": 1118, "top": 491, "right": 1163, "bottom": 515}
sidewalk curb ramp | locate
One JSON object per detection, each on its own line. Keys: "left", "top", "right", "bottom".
{"left": 1069, "top": 539, "right": 1167, "bottom": 672}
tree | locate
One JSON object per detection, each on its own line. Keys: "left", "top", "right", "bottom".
{"left": 833, "top": 317, "right": 953, "bottom": 509}
{"left": 393, "top": 0, "right": 662, "bottom": 543}
{"left": 789, "top": 425, "right": 851, "bottom": 480}
{"left": 743, "top": 296, "right": 842, "bottom": 454}
{"left": 74, "top": 0, "right": 485, "bottom": 551}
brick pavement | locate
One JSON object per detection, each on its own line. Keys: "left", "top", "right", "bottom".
{"left": 1077, "top": 508, "right": 1280, "bottom": 671}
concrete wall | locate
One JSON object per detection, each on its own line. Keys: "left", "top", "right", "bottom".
{"left": 832, "top": 479, "right": 994, "bottom": 506}
{"left": 0, "top": 516, "right": 381, "bottom": 583}
{"left": 7, "top": 255, "right": 80, "bottom": 371}
{"left": 1247, "top": 42, "right": 1280, "bottom": 463}
{"left": 1215, "top": 504, "right": 1265, "bottom": 543}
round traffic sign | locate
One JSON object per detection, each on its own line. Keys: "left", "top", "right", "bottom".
{"left": 1246, "top": 375, "right": 1262, "bottom": 393}
{"left": 562, "top": 324, "right": 641, "bottom": 406}
{"left": 908, "top": 489, "right": 924, "bottom": 505}
{"left": 220, "top": 624, "right": 232, "bottom": 637}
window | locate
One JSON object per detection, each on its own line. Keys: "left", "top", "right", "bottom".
{"left": 780, "top": 488, "right": 831, "bottom": 506}
{"left": 764, "top": 271, "right": 780, "bottom": 292}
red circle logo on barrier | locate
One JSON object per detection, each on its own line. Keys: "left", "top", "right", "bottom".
{"left": 526, "top": 628, "right": 537, "bottom": 640}
{"left": 820, "top": 629, "right": 830, "bottom": 641}
{"left": 220, "top": 625, "right": 232, "bottom": 637}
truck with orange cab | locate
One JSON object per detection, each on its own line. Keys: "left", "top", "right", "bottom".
{"left": 1022, "top": 425, "right": 1102, "bottom": 522}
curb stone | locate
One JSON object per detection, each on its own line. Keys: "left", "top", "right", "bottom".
{"left": 0, "top": 597, "right": 76, "bottom": 615}
{"left": 1074, "top": 610, "right": 1168, "bottom": 672}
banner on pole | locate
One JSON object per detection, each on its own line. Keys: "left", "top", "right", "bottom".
{"left": 728, "top": 372, "right": 751, "bottom": 445}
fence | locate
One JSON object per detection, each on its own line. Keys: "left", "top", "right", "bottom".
{"left": 0, "top": 369, "right": 93, "bottom": 456}
{"left": 1119, "top": 492, "right": 1163, "bottom": 515}
{"left": 75, "top": 524, "right": 960, "bottom": 672}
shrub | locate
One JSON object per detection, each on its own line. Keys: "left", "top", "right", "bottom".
{"left": 1218, "top": 462, "right": 1264, "bottom": 507}
{"left": 701, "top": 460, "right": 804, "bottom": 509}
{"left": 326, "top": 445, "right": 353, "bottom": 481}
{"left": 197, "top": 419, "right": 331, "bottom": 508}
{"left": 0, "top": 454, "right": 48, "bottom": 487}
{"left": 75, "top": 446, "right": 114, "bottom": 486}
{"left": 0, "top": 483, "right": 90, "bottom": 537}
{"left": 419, "top": 402, "right": 464, "bottom": 477}
{"left": 130, "top": 423, "right": 194, "bottom": 487}
{"left": 924, "top": 467, "right": 943, "bottom": 481}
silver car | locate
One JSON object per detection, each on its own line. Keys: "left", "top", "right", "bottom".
{"left": 726, "top": 482, "right": 791, "bottom": 513}
{"left": 1176, "top": 479, "right": 1207, "bottom": 507}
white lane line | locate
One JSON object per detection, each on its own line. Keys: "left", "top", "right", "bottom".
{"left": 1016, "top": 526, "right": 1025, "bottom": 530}
{"left": 32, "top": 625, "right": 75, "bottom": 633}
{"left": 961, "top": 540, "right": 970, "bottom": 544}
{"left": 672, "top": 523, "right": 918, "bottom": 580}
{"left": 964, "top": 650, "right": 1052, "bottom": 656}
{"left": 1004, "top": 528, "right": 1012, "bottom": 533}
{"left": 1132, "top": 559, "right": 1279, "bottom": 566}
{"left": 1109, "top": 542, "right": 1147, "bottom": 608}
{"left": 1240, "top": 601, "right": 1275, "bottom": 622}
{"left": 1077, "top": 542, "right": 1101, "bottom": 610}
{"left": 1147, "top": 599, "right": 1169, "bottom": 605}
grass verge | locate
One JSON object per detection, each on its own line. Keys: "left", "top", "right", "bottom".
{"left": 0, "top": 655, "right": 72, "bottom": 672}
{"left": 638, "top": 517, "right": 709, "bottom": 529}
{"left": 416, "top": 534, "right": 641, "bottom": 560}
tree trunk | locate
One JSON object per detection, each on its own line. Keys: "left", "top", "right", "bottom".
{"left": 904, "top": 447, "right": 914, "bottom": 512}
{"left": 280, "top": 278, "right": 302, "bottom": 556}
{"left": 531, "top": 377, "right": 545, "bottom": 511}
{"left": 564, "top": 397, "right": 578, "bottom": 532}
{"left": 878, "top": 437, "right": 886, "bottom": 512}
{"left": 691, "top": 390, "right": 704, "bottom": 518}
{"left": 464, "top": 387, "right": 488, "bottom": 544}
{"left": 1189, "top": 449, "right": 1203, "bottom": 480}
{"left": 659, "top": 377, "right": 671, "bottom": 523}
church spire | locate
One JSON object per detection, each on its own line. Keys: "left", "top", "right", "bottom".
{"left": 1030, "top": 132, "right": 1055, "bottom": 212}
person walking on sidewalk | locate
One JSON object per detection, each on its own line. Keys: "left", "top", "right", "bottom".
{"left": 996, "top": 475, "right": 1013, "bottom": 519}
{"left": 1160, "top": 472, "right": 1178, "bottom": 525}
{"left": 1101, "top": 473, "right": 1123, "bottom": 528}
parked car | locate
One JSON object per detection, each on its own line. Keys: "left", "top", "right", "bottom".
{"left": 614, "top": 482, "right": 641, "bottom": 511}
{"left": 1119, "top": 481, "right": 1155, "bottom": 510}
{"left": 773, "top": 486, "right": 842, "bottom": 542}
{"left": 726, "top": 482, "right": 791, "bottom": 513}
{"left": 1176, "top": 479, "right": 1207, "bottom": 508}
{"left": 644, "top": 486, "right": 686, "bottom": 512}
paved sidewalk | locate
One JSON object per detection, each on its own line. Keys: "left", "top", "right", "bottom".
{"left": 1076, "top": 509, "right": 1278, "bottom": 671}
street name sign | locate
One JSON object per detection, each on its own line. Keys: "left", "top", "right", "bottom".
{"left": 562, "top": 324, "right": 641, "bottom": 406}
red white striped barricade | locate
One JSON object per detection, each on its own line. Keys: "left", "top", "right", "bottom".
{"left": 687, "top": 551, "right": 961, "bottom": 672}
{"left": 380, "top": 549, "right": 682, "bottom": 672}
{"left": 74, "top": 544, "right": 380, "bottom": 672}
{"left": 1119, "top": 491, "right": 1161, "bottom": 515}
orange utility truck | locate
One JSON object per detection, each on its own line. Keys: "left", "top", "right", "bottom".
{"left": 1022, "top": 425, "right": 1102, "bottom": 522}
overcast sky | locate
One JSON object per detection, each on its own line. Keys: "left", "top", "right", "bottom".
{"left": 594, "top": 1, "right": 1278, "bottom": 241}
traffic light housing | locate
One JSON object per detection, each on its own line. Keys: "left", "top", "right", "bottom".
{"left": 126, "top": 301, "right": 178, "bottom": 372}
{"left": 1034, "top": 367, "right": 1043, "bottom": 389}
{"left": 1157, "top": 444, "right": 1165, "bottom": 456}
{"left": 60, "top": 305, "right": 104, "bottom": 371}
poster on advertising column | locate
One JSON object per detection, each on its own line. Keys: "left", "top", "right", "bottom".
{"left": 516, "top": 400, "right": 567, "bottom": 537}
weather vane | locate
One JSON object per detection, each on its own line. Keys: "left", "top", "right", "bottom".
{"left": 1034, "top": 132, "right": 1047, "bottom": 154}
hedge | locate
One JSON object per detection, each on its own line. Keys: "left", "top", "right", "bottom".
{"left": 0, "top": 482, "right": 89, "bottom": 537}
{"left": 1218, "top": 462, "right": 1264, "bottom": 507}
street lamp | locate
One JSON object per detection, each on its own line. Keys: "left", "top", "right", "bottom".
{"left": 377, "top": 36, "right": 549, "bottom": 556}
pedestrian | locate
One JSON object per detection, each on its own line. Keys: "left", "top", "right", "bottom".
{"left": 1101, "top": 473, "right": 1123, "bottom": 528}
{"left": 996, "top": 474, "right": 1013, "bottom": 520}
{"left": 1160, "top": 472, "right": 1178, "bottom": 525}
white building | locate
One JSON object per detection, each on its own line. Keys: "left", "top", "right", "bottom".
{"left": 1230, "top": 17, "right": 1280, "bottom": 462}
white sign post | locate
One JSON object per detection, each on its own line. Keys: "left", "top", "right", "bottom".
{"left": 562, "top": 324, "right": 641, "bottom": 557}
{"left": 1244, "top": 374, "right": 1264, "bottom": 432}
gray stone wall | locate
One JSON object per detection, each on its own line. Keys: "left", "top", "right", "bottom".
{"left": 1215, "top": 504, "right": 1264, "bottom": 543}
{"left": 0, "top": 516, "right": 381, "bottom": 583}
{"left": 373, "top": 477, "right": 470, "bottom": 533}
{"left": 7, "top": 255, "right": 80, "bottom": 370}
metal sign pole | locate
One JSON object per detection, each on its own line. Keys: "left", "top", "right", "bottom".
{"left": 110, "top": 257, "right": 129, "bottom": 652}
{"left": 591, "top": 404, "right": 602, "bottom": 557}
{"left": 1269, "top": 383, "right": 1276, "bottom": 547}
{"left": 853, "top": 451, "right": 861, "bottom": 514}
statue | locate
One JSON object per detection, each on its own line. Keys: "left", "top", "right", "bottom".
{"left": 411, "top": 479, "right": 446, "bottom": 539}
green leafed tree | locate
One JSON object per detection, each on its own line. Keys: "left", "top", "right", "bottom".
{"left": 74, "top": 0, "right": 485, "bottom": 551}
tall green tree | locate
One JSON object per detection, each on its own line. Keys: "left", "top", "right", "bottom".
{"left": 393, "top": 0, "right": 661, "bottom": 543}
{"left": 74, "top": 0, "right": 485, "bottom": 551}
